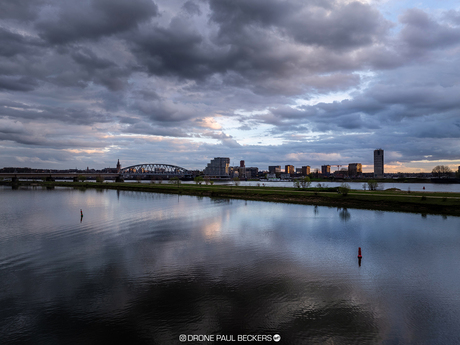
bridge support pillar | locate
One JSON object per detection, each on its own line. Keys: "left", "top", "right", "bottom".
{"left": 11, "top": 176, "right": 19, "bottom": 183}
{"left": 73, "top": 177, "right": 79, "bottom": 182}
{"left": 115, "top": 176, "right": 124, "bottom": 183}
{"left": 46, "top": 177, "right": 55, "bottom": 182}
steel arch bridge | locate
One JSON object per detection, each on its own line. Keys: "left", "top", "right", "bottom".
{"left": 120, "top": 164, "right": 189, "bottom": 177}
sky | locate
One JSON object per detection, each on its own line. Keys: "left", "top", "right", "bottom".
{"left": 1, "top": 0, "right": 460, "bottom": 173}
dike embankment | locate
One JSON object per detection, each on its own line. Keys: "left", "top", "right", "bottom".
{"left": 4, "top": 181, "right": 460, "bottom": 217}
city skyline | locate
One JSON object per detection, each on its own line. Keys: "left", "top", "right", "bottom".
{"left": 1, "top": 0, "right": 460, "bottom": 172}
{"left": 0, "top": 149, "right": 447, "bottom": 175}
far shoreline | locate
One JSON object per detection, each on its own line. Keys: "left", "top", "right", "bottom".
{"left": 3, "top": 180, "right": 460, "bottom": 218}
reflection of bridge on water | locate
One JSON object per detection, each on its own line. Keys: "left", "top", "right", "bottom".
{"left": 120, "top": 164, "right": 190, "bottom": 179}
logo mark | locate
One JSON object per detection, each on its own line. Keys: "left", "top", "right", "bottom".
{"left": 273, "top": 334, "right": 281, "bottom": 342}
{"left": 179, "top": 334, "right": 187, "bottom": 342}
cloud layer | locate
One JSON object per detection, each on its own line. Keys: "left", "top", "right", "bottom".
{"left": 1, "top": 0, "right": 459, "bottom": 172}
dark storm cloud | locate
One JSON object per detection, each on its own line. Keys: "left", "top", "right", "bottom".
{"left": 36, "top": 0, "right": 158, "bottom": 44}
{"left": 444, "top": 10, "right": 460, "bottom": 25}
{"left": 128, "top": 0, "right": 391, "bottom": 93}
{"left": 0, "top": 119, "right": 26, "bottom": 134}
{"left": 70, "top": 47, "right": 115, "bottom": 70}
{"left": 0, "top": 0, "right": 45, "bottom": 21}
{"left": 182, "top": 1, "right": 202, "bottom": 16}
{"left": 0, "top": 133, "right": 106, "bottom": 148}
{"left": 132, "top": 17, "right": 212, "bottom": 80}
{"left": 0, "top": 76, "right": 38, "bottom": 92}
{"left": 0, "top": 27, "right": 43, "bottom": 57}
{"left": 264, "top": 81, "right": 460, "bottom": 134}
{"left": 0, "top": 31, "right": 128, "bottom": 92}
{"left": 210, "top": 0, "right": 390, "bottom": 50}
{"left": 0, "top": 27, "right": 45, "bottom": 92}
{"left": 0, "top": 117, "right": 109, "bottom": 149}
{"left": 288, "top": 2, "right": 390, "bottom": 49}
{"left": 0, "top": 100, "right": 111, "bottom": 125}
{"left": 66, "top": 46, "right": 130, "bottom": 91}
{"left": 0, "top": 0, "right": 393, "bottom": 98}
{"left": 400, "top": 9, "right": 460, "bottom": 52}
{"left": 133, "top": 97, "right": 201, "bottom": 122}
{"left": 207, "top": 0, "right": 392, "bottom": 79}
{"left": 138, "top": 90, "right": 161, "bottom": 101}
{"left": 122, "top": 122, "right": 191, "bottom": 137}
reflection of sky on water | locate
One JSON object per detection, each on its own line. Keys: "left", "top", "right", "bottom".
{"left": 180, "top": 180, "right": 460, "bottom": 192}
{"left": 1, "top": 186, "right": 460, "bottom": 343}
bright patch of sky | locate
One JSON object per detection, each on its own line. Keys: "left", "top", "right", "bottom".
{"left": 294, "top": 71, "right": 375, "bottom": 107}
{"left": 395, "top": 159, "right": 460, "bottom": 173}
{"left": 376, "top": 0, "right": 460, "bottom": 21}
{"left": 294, "top": 92, "right": 351, "bottom": 107}
{"left": 217, "top": 115, "right": 284, "bottom": 146}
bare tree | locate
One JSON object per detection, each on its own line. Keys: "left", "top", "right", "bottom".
{"left": 169, "top": 177, "right": 181, "bottom": 185}
{"left": 300, "top": 176, "right": 309, "bottom": 188}
{"left": 432, "top": 165, "right": 452, "bottom": 178}
{"left": 367, "top": 180, "right": 378, "bottom": 191}
{"left": 338, "top": 183, "right": 350, "bottom": 196}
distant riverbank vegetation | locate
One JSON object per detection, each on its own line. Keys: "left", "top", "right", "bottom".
{"left": 6, "top": 180, "right": 460, "bottom": 217}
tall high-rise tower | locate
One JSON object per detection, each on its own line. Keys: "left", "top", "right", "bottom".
{"left": 374, "top": 149, "right": 384, "bottom": 177}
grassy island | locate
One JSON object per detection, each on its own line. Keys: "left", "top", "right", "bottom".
{"left": 8, "top": 180, "right": 460, "bottom": 217}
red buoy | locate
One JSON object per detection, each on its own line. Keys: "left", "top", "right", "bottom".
{"left": 358, "top": 247, "right": 362, "bottom": 258}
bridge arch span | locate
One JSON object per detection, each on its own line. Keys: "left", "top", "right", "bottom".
{"left": 120, "top": 163, "right": 189, "bottom": 177}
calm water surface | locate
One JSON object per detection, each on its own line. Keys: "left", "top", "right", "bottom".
{"left": 201, "top": 181, "right": 460, "bottom": 193}
{"left": 47, "top": 179, "right": 460, "bottom": 193}
{"left": 1, "top": 186, "right": 460, "bottom": 344}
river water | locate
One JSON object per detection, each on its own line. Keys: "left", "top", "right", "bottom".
{"left": 1, "top": 186, "right": 460, "bottom": 344}
{"left": 26, "top": 179, "right": 460, "bottom": 193}
{"left": 185, "top": 181, "right": 460, "bottom": 193}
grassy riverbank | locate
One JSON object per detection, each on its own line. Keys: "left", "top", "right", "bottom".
{"left": 7, "top": 180, "right": 460, "bottom": 217}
